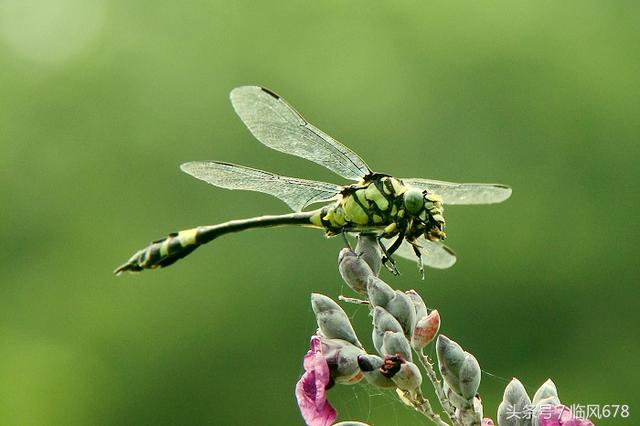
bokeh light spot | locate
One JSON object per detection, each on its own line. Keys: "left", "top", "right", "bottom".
{"left": 0, "top": 0, "right": 106, "bottom": 66}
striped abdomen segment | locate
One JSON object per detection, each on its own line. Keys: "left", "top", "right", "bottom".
{"left": 114, "top": 211, "right": 317, "bottom": 274}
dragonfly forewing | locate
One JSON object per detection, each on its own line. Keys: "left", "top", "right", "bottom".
{"left": 230, "top": 86, "right": 372, "bottom": 181}
{"left": 181, "top": 161, "right": 342, "bottom": 212}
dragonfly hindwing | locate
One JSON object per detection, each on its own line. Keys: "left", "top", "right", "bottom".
{"left": 387, "top": 237, "right": 457, "bottom": 269}
{"left": 180, "top": 161, "right": 342, "bottom": 212}
{"left": 402, "top": 178, "right": 512, "bottom": 205}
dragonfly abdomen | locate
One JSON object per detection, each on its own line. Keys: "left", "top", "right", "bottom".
{"left": 114, "top": 212, "right": 318, "bottom": 274}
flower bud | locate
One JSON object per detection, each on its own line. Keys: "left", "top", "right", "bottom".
{"left": 411, "top": 309, "right": 440, "bottom": 350}
{"left": 321, "top": 338, "right": 366, "bottom": 385}
{"left": 482, "top": 418, "right": 495, "bottom": 426}
{"left": 436, "top": 335, "right": 465, "bottom": 394}
{"left": 385, "top": 290, "right": 417, "bottom": 338}
{"left": 367, "top": 279, "right": 415, "bottom": 338}
{"left": 334, "top": 422, "right": 371, "bottom": 426}
{"left": 356, "top": 353, "right": 382, "bottom": 371}
{"left": 391, "top": 360, "right": 422, "bottom": 393}
{"left": 443, "top": 381, "right": 472, "bottom": 409}
{"left": 366, "top": 276, "right": 395, "bottom": 307}
{"left": 382, "top": 331, "right": 412, "bottom": 361}
{"left": 357, "top": 354, "right": 396, "bottom": 389}
{"left": 437, "top": 335, "right": 482, "bottom": 404}
{"left": 338, "top": 248, "right": 374, "bottom": 295}
{"left": 311, "top": 293, "right": 361, "bottom": 348}
{"left": 405, "top": 289, "right": 428, "bottom": 319}
{"left": 372, "top": 306, "right": 403, "bottom": 355}
{"left": 531, "top": 379, "right": 560, "bottom": 408}
{"left": 459, "top": 353, "right": 481, "bottom": 399}
{"left": 497, "top": 378, "right": 531, "bottom": 426}
{"left": 355, "top": 234, "right": 382, "bottom": 276}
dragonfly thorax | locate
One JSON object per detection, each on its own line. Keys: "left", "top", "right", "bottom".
{"left": 310, "top": 176, "right": 446, "bottom": 243}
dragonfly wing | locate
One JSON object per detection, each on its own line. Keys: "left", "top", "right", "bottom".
{"left": 181, "top": 161, "right": 342, "bottom": 212}
{"left": 230, "top": 86, "right": 372, "bottom": 181}
{"left": 387, "top": 237, "right": 457, "bottom": 269}
{"left": 402, "top": 178, "right": 512, "bottom": 205}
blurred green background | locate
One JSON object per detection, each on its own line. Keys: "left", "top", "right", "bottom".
{"left": 1, "top": 0, "right": 638, "bottom": 425}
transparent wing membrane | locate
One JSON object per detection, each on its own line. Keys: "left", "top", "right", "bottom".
{"left": 230, "top": 86, "right": 372, "bottom": 181}
{"left": 402, "top": 178, "right": 512, "bottom": 205}
{"left": 181, "top": 161, "right": 342, "bottom": 212}
{"left": 389, "top": 237, "right": 457, "bottom": 269}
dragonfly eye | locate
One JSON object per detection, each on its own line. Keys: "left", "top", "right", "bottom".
{"left": 403, "top": 188, "right": 425, "bottom": 216}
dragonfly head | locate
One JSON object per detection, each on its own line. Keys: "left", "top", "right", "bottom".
{"left": 403, "top": 188, "right": 446, "bottom": 241}
{"left": 403, "top": 188, "right": 426, "bottom": 216}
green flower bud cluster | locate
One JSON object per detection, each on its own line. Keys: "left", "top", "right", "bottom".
{"left": 369, "top": 277, "right": 416, "bottom": 337}
{"left": 303, "top": 237, "right": 488, "bottom": 425}
{"left": 496, "top": 378, "right": 588, "bottom": 426}
{"left": 308, "top": 289, "right": 427, "bottom": 396}
{"left": 338, "top": 247, "right": 441, "bottom": 345}
{"left": 300, "top": 235, "right": 593, "bottom": 426}
{"left": 436, "top": 335, "right": 484, "bottom": 425}
{"left": 336, "top": 241, "right": 446, "bottom": 399}
{"left": 365, "top": 274, "right": 439, "bottom": 385}
{"left": 337, "top": 243, "right": 448, "bottom": 400}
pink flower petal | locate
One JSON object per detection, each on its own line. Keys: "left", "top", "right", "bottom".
{"left": 564, "top": 417, "right": 595, "bottom": 426}
{"left": 295, "top": 336, "right": 337, "bottom": 426}
{"left": 537, "top": 405, "right": 594, "bottom": 426}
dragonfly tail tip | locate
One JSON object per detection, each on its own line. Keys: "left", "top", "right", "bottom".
{"left": 113, "top": 262, "right": 136, "bottom": 275}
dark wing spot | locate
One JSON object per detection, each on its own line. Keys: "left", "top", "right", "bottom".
{"left": 260, "top": 87, "right": 280, "bottom": 99}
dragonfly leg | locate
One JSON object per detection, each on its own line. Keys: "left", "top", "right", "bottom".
{"left": 378, "top": 233, "right": 404, "bottom": 276}
{"left": 410, "top": 242, "right": 425, "bottom": 280}
{"left": 386, "top": 232, "right": 405, "bottom": 256}
{"left": 379, "top": 243, "right": 399, "bottom": 275}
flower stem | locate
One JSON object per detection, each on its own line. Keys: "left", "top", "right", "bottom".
{"left": 417, "top": 350, "right": 460, "bottom": 426}
{"left": 402, "top": 390, "right": 450, "bottom": 426}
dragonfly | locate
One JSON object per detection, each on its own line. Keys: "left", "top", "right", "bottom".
{"left": 114, "top": 86, "right": 511, "bottom": 276}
